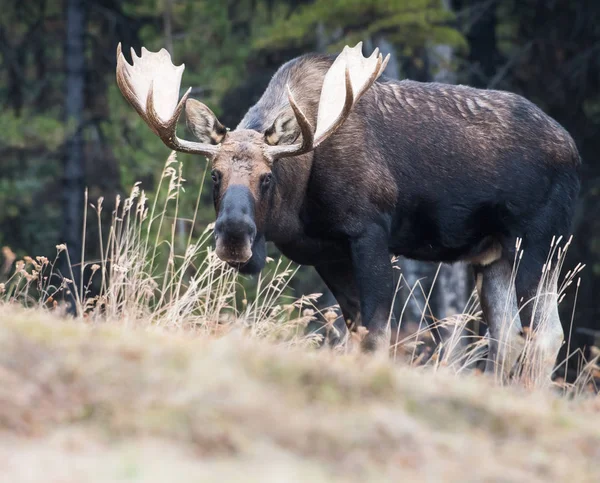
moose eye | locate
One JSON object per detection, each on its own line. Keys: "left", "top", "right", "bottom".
{"left": 211, "top": 170, "right": 221, "bottom": 184}
{"left": 260, "top": 173, "right": 273, "bottom": 191}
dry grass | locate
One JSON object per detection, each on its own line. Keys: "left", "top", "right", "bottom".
{"left": 1, "top": 152, "right": 599, "bottom": 481}
{"left": 0, "top": 307, "right": 600, "bottom": 482}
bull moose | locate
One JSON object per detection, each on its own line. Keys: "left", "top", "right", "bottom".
{"left": 116, "top": 42, "right": 580, "bottom": 381}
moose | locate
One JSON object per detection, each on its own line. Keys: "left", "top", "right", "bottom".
{"left": 116, "top": 42, "right": 580, "bottom": 381}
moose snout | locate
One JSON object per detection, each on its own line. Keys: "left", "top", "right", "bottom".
{"left": 214, "top": 215, "right": 256, "bottom": 263}
{"left": 214, "top": 185, "right": 257, "bottom": 264}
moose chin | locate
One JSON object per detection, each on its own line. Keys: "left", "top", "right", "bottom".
{"left": 116, "top": 41, "right": 580, "bottom": 383}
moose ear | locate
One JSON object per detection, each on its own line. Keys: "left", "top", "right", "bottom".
{"left": 185, "top": 99, "right": 227, "bottom": 145}
{"left": 265, "top": 110, "right": 301, "bottom": 146}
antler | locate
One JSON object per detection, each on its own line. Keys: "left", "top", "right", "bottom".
{"left": 266, "top": 42, "right": 389, "bottom": 159}
{"left": 116, "top": 43, "right": 219, "bottom": 157}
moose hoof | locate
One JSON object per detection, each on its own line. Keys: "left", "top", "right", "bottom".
{"left": 360, "top": 329, "right": 391, "bottom": 356}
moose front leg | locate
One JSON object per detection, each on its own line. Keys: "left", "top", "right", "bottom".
{"left": 349, "top": 223, "right": 395, "bottom": 353}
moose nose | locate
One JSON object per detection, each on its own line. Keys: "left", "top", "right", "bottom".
{"left": 214, "top": 215, "right": 256, "bottom": 243}
{"left": 214, "top": 185, "right": 257, "bottom": 263}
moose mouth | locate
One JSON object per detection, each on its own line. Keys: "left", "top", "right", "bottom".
{"left": 214, "top": 235, "right": 254, "bottom": 265}
{"left": 214, "top": 233, "right": 267, "bottom": 275}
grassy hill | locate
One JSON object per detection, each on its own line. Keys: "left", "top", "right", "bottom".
{"left": 0, "top": 306, "right": 599, "bottom": 482}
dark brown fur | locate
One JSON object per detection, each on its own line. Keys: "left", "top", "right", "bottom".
{"left": 189, "top": 52, "right": 580, "bottom": 355}
{"left": 237, "top": 54, "right": 579, "bottom": 244}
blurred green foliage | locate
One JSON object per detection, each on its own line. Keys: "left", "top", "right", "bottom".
{"left": 255, "top": 0, "right": 466, "bottom": 54}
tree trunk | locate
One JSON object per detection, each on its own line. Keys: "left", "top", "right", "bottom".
{"left": 162, "top": 0, "right": 186, "bottom": 247}
{"left": 467, "top": 0, "right": 501, "bottom": 87}
{"left": 63, "top": 0, "right": 86, "bottom": 293}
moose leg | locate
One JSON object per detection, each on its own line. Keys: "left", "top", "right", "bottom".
{"left": 315, "top": 262, "right": 360, "bottom": 344}
{"left": 475, "top": 260, "right": 524, "bottom": 381}
{"left": 349, "top": 224, "right": 395, "bottom": 353}
{"left": 515, "top": 254, "right": 563, "bottom": 384}
{"left": 316, "top": 262, "right": 361, "bottom": 327}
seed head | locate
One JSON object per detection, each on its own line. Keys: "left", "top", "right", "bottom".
{"left": 2, "top": 246, "right": 16, "bottom": 264}
{"left": 324, "top": 309, "right": 338, "bottom": 326}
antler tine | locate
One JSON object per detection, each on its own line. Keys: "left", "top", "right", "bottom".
{"left": 282, "top": 86, "right": 315, "bottom": 155}
{"left": 116, "top": 44, "right": 144, "bottom": 118}
{"left": 116, "top": 43, "right": 219, "bottom": 158}
{"left": 348, "top": 48, "right": 383, "bottom": 105}
{"left": 266, "top": 42, "right": 387, "bottom": 160}
{"left": 379, "top": 53, "right": 391, "bottom": 78}
{"left": 146, "top": 81, "right": 213, "bottom": 154}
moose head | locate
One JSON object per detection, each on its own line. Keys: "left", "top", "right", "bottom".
{"left": 116, "top": 43, "right": 388, "bottom": 273}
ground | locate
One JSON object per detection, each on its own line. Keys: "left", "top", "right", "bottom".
{"left": 0, "top": 306, "right": 599, "bottom": 483}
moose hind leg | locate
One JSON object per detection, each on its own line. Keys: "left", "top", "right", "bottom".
{"left": 475, "top": 260, "right": 524, "bottom": 381}
{"left": 515, "top": 255, "right": 564, "bottom": 384}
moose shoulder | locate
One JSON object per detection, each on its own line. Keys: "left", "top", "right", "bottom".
{"left": 116, "top": 43, "right": 580, "bottom": 382}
